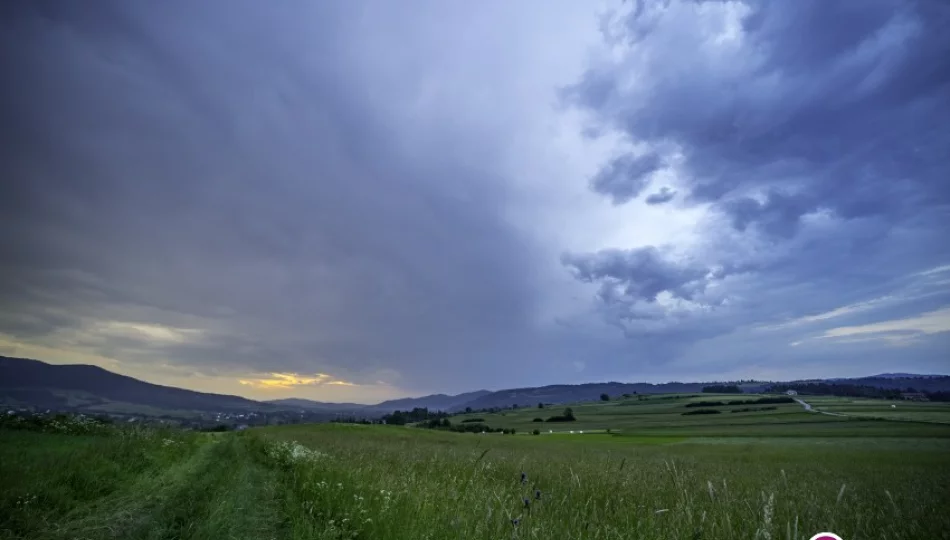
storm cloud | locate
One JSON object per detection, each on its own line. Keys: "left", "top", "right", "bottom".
{"left": 1, "top": 0, "right": 948, "bottom": 401}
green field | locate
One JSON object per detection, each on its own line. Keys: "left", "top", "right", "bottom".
{"left": 3, "top": 395, "right": 950, "bottom": 540}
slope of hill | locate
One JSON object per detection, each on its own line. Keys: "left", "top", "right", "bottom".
{"left": 4, "top": 354, "right": 947, "bottom": 420}
{"left": 455, "top": 381, "right": 708, "bottom": 411}
{"left": 266, "top": 398, "right": 372, "bottom": 412}
{"left": 0, "top": 356, "right": 269, "bottom": 414}
{"left": 374, "top": 390, "right": 492, "bottom": 412}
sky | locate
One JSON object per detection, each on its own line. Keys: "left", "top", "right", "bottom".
{"left": 1, "top": 0, "right": 948, "bottom": 404}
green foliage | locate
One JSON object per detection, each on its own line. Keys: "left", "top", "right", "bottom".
{"left": 600, "top": 393, "right": 610, "bottom": 401}
{"left": 545, "top": 407, "right": 576, "bottom": 423}
{"left": 685, "top": 400, "right": 727, "bottom": 408}
{"left": 382, "top": 407, "right": 447, "bottom": 425}
{"left": 687, "top": 397, "right": 794, "bottom": 408}
{"left": 0, "top": 413, "right": 115, "bottom": 436}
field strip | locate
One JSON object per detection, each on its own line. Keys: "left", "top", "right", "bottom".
{"left": 795, "top": 398, "right": 950, "bottom": 424}
{"left": 46, "top": 437, "right": 283, "bottom": 540}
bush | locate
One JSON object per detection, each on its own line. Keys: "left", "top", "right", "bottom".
{"left": 461, "top": 418, "right": 485, "bottom": 423}
{"left": 600, "top": 393, "right": 610, "bottom": 401}
{"left": 532, "top": 429, "right": 541, "bottom": 435}
{"left": 546, "top": 407, "right": 577, "bottom": 422}
{"left": 685, "top": 401, "right": 726, "bottom": 408}
{"left": 682, "top": 409, "right": 722, "bottom": 416}
{"left": 532, "top": 417, "right": 544, "bottom": 422}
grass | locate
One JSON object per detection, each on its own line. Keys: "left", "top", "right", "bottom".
{"left": 3, "top": 394, "right": 950, "bottom": 539}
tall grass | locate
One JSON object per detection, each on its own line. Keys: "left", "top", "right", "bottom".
{"left": 3, "top": 419, "right": 949, "bottom": 539}
{"left": 254, "top": 424, "right": 950, "bottom": 540}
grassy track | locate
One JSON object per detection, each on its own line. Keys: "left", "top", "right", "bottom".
{"left": 3, "top": 395, "right": 950, "bottom": 539}
{"left": 0, "top": 431, "right": 283, "bottom": 540}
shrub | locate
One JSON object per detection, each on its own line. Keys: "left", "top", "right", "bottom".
{"left": 685, "top": 401, "right": 726, "bottom": 408}
{"left": 461, "top": 418, "right": 485, "bottom": 423}
{"left": 600, "top": 393, "right": 610, "bottom": 401}
{"left": 532, "top": 417, "right": 544, "bottom": 422}
{"left": 546, "top": 407, "right": 577, "bottom": 422}
{"left": 532, "top": 429, "right": 540, "bottom": 435}
{"left": 682, "top": 409, "right": 722, "bottom": 416}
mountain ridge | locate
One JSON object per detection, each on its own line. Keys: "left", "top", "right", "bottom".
{"left": 3, "top": 355, "right": 948, "bottom": 418}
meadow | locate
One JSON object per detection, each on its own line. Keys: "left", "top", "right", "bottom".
{"left": 2, "top": 394, "right": 949, "bottom": 540}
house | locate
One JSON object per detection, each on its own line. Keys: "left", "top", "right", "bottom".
{"left": 900, "top": 392, "right": 928, "bottom": 401}
{"left": 785, "top": 390, "right": 798, "bottom": 396}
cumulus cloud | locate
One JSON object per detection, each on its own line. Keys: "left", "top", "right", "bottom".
{"left": 590, "top": 151, "right": 664, "bottom": 204}
{"left": 645, "top": 187, "right": 676, "bottom": 205}
{"left": 561, "top": 0, "right": 950, "bottom": 357}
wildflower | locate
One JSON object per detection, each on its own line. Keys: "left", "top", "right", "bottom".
{"left": 535, "top": 489, "right": 542, "bottom": 500}
{"left": 523, "top": 497, "right": 530, "bottom": 509}
{"left": 511, "top": 517, "right": 521, "bottom": 526}
{"left": 520, "top": 471, "right": 527, "bottom": 484}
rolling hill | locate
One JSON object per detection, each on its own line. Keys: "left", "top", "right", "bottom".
{"left": 3, "top": 355, "right": 948, "bottom": 419}
{"left": 0, "top": 356, "right": 270, "bottom": 414}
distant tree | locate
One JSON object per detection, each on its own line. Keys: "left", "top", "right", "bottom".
{"left": 544, "top": 407, "right": 577, "bottom": 423}
{"left": 465, "top": 406, "right": 472, "bottom": 413}
{"left": 538, "top": 402, "right": 544, "bottom": 409}
{"left": 600, "top": 393, "right": 610, "bottom": 401}
{"left": 702, "top": 385, "right": 742, "bottom": 394}
{"left": 532, "top": 429, "right": 541, "bottom": 435}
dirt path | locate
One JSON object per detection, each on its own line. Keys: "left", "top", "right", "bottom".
{"left": 793, "top": 398, "right": 849, "bottom": 417}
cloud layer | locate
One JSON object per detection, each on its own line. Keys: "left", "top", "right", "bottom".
{"left": 1, "top": 0, "right": 948, "bottom": 402}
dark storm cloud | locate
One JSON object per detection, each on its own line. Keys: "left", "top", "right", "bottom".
{"left": 562, "top": 247, "right": 712, "bottom": 303}
{"left": 0, "top": 1, "right": 546, "bottom": 391}
{"left": 563, "top": 0, "right": 950, "bottom": 345}
{"left": 571, "top": 0, "right": 950, "bottom": 231}
{"left": 589, "top": 151, "right": 663, "bottom": 204}
{"left": 644, "top": 187, "right": 676, "bottom": 205}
